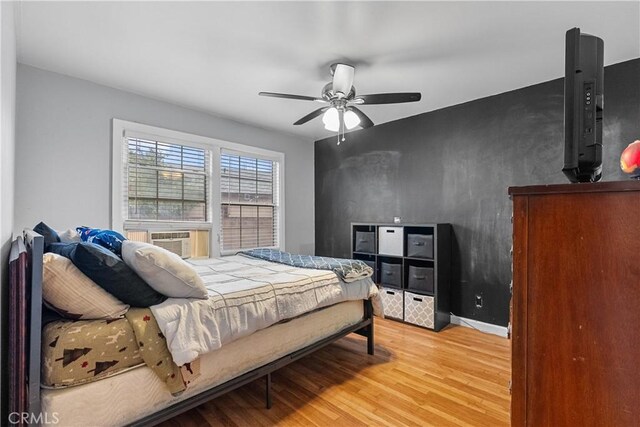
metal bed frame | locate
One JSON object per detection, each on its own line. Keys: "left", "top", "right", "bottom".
{"left": 13, "top": 230, "right": 374, "bottom": 426}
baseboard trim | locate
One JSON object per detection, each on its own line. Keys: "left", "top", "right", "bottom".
{"left": 450, "top": 315, "right": 508, "bottom": 338}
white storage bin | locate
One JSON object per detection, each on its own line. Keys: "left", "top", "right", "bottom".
{"left": 404, "top": 291, "right": 435, "bottom": 329}
{"left": 378, "top": 226, "right": 403, "bottom": 256}
{"left": 380, "top": 287, "right": 403, "bottom": 319}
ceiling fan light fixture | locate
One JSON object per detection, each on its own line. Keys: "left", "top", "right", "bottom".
{"left": 259, "top": 63, "right": 421, "bottom": 143}
{"left": 343, "top": 109, "right": 360, "bottom": 130}
{"left": 322, "top": 107, "right": 340, "bottom": 131}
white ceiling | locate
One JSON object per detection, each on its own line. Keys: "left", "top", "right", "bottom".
{"left": 16, "top": 1, "right": 640, "bottom": 141}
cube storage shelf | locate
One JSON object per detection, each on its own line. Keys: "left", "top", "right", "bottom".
{"left": 351, "top": 223, "right": 451, "bottom": 332}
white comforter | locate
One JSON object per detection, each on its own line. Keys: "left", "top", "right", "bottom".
{"left": 151, "top": 255, "right": 380, "bottom": 366}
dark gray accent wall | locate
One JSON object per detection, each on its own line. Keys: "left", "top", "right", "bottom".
{"left": 315, "top": 58, "right": 640, "bottom": 326}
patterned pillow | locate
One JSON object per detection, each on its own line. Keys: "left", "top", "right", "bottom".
{"left": 77, "top": 226, "right": 127, "bottom": 256}
{"left": 43, "top": 253, "right": 129, "bottom": 320}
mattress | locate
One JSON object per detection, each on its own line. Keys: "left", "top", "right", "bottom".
{"left": 154, "top": 255, "right": 379, "bottom": 365}
{"left": 42, "top": 300, "right": 365, "bottom": 426}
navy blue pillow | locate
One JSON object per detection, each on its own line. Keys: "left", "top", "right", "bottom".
{"left": 47, "top": 242, "right": 75, "bottom": 257}
{"left": 49, "top": 242, "right": 166, "bottom": 307}
{"left": 34, "top": 222, "right": 60, "bottom": 250}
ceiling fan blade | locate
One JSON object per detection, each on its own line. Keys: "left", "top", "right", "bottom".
{"left": 354, "top": 92, "right": 422, "bottom": 105}
{"left": 350, "top": 107, "right": 374, "bottom": 128}
{"left": 259, "top": 92, "right": 325, "bottom": 102}
{"left": 293, "top": 107, "right": 330, "bottom": 125}
{"left": 332, "top": 64, "right": 355, "bottom": 97}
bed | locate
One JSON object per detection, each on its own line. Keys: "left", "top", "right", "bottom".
{"left": 9, "top": 230, "right": 378, "bottom": 426}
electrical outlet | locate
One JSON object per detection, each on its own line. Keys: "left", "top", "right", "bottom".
{"left": 475, "top": 294, "right": 483, "bottom": 308}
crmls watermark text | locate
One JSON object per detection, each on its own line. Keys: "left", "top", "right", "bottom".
{"left": 8, "top": 412, "right": 60, "bottom": 425}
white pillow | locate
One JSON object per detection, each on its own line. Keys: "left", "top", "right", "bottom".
{"left": 58, "top": 228, "right": 81, "bottom": 243}
{"left": 43, "top": 253, "right": 129, "bottom": 319}
{"left": 121, "top": 240, "right": 208, "bottom": 299}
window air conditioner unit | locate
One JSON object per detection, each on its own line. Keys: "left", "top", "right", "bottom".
{"left": 149, "top": 231, "right": 191, "bottom": 258}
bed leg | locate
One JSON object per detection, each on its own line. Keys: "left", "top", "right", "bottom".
{"left": 367, "top": 322, "right": 374, "bottom": 356}
{"left": 265, "top": 373, "right": 272, "bottom": 409}
{"left": 365, "top": 299, "right": 374, "bottom": 355}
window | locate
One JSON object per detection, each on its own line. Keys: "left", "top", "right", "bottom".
{"left": 126, "top": 137, "right": 210, "bottom": 223}
{"left": 220, "top": 152, "right": 280, "bottom": 252}
{"left": 112, "top": 120, "right": 285, "bottom": 258}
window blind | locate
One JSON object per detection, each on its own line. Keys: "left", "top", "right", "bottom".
{"left": 125, "top": 137, "right": 211, "bottom": 223}
{"left": 220, "top": 152, "right": 280, "bottom": 251}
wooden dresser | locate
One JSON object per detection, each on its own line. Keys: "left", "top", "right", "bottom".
{"left": 509, "top": 181, "right": 640, "bottom": 426}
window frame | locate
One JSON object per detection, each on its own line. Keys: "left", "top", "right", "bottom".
{"left": 112, "top": 119, "right": 285, "bottom": 257}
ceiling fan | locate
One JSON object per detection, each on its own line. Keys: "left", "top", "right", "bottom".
{"left": 259, "top": 63, "right": 421, "bottom": 143}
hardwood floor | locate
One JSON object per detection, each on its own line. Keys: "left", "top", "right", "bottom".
{"left": 160, "top": 318, "right": 511, "bottom": 427}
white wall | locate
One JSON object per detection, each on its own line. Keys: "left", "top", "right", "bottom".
{"left": 15, "top": 65, "right": 315, "bottom": 254}
{"left": 0, "top": 0, "right": 17, "bottom": 416}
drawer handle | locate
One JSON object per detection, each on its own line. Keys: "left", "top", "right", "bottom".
{"left": 386, "top": 230, "right": 395, "bottom": 233}
{"left": 384, "top": 271, "right": 393, "bottom": 275}
{"left": 413, "top": 242, "right": 425, "bottom": 246}
{"left": 385, "top": 291, "right": 396, "bottom": 295}
{"left": 413, "top": 276, "right": 426, "bottom": 280}
{"left": 413, "top": 297, "right": 423, "bottom": 302}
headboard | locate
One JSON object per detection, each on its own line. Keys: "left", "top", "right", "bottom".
{"left": 8, "top": 230, "right": 43, "bottom": 421}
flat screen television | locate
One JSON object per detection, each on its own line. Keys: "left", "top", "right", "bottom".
{"left": 563, "top": 27, "right": 604, "bottom": 183}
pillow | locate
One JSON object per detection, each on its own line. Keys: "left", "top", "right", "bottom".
{"left": 77, "top": 226, "right": 127, "bottom": 256}
{"left": 47, "top": 242, "right": 76, "bottom": 256}
{"left": 34, "top": 221, "right": 60, "bottom": 249}
{"left": 58, "top": 228, "right": 81, "bottom": 243}
{"left": 122, "top": 241, "right": 208, "bottom": 299}
{"left": 43, "top": 253, "right": 129, "bottom": 320}
{"left": 49, "top": 242, "right": 167, "bottom": 307}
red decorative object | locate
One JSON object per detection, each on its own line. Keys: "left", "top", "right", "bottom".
{"left": 143, "top": 315, "right": 150, "bottom": 322}
{"left": 620, "top": 140, "right": 640, "bottom": 177}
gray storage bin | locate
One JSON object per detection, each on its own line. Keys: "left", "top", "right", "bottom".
{"left": 407, "top": 265, "right": 434, "bottom": 294}
{"left": 380, "top": 262, "right": 401, "bottom": 287}
{"left": 407, "top": 234, "right": 433, "bottom": 258}
{"left": 362, "top": 260, "right": 375, "bottom": 270}
{"left": 355, "top": 231, "right": 375, "bottom": 253}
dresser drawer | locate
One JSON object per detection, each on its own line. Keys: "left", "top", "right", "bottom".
{"left": 404, "top": 291, "right": 435, "bottom": 329}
